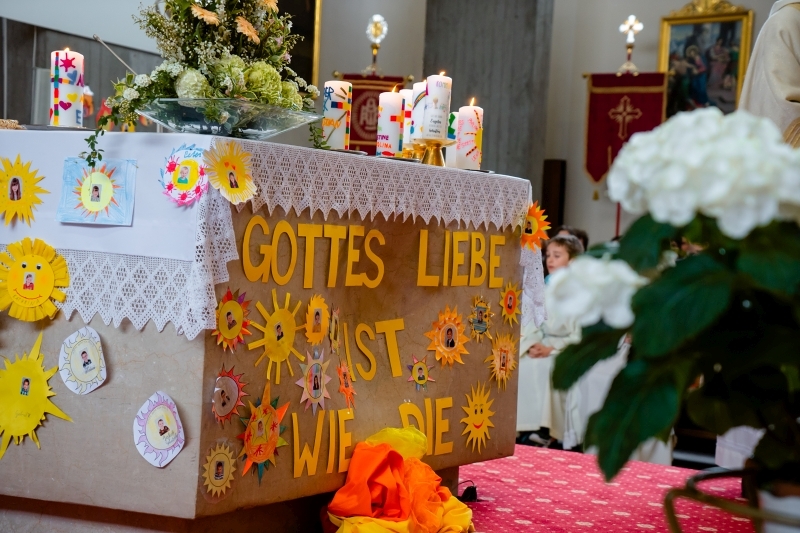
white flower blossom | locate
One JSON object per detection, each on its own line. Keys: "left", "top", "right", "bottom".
{"left": 134, "top": 74, "right": 151, "bottom": 88}
{"left": 608, "top": 108, "right": 800, "bottom": 239}
{"left": 174, "top": 68, "right": 210, "bottom": 98}
{"left": 122, "top": 88, "right": 140, "bottom": 101}
{"left": 307, "top": 84, "right": 320, "bottom": 99}
{"left": 546, "top": 256, "right": 648, "bottom": 329}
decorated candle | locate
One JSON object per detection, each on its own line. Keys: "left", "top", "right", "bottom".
{"left": 445, "top": 112, "right": 459, "bottom": 167}
{"left": 399, "top": 89, "right": 414, "bottom": 150}
{"left": 409, "top": 81, "right": 427, "bottom": 142}
{"left": 50, "top": 48, "right": 85, "bottom": 127}
{"left": 456, "top": 100, "right": 484, "bottom": 170}
{"left": 322, "top": 80, "right": 352, "bottom": 150}
{"left": 420, "top": 73, "right": 452, "bottom": 140}
{"left": 376, "top": 90, "right": 405, "bottom": 157}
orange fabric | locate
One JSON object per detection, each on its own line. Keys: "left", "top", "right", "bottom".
{"left": 403, "top": 457, "right": 451, "bottom": 533}
{"left": 328, "top": 442, "right": 411, "bottom": 521}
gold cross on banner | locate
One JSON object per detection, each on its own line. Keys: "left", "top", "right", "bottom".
{"left": 608, "top": 96, "right": 642, "bottom": 140}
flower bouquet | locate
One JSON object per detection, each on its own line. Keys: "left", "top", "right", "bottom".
{"left": 83, "top": 0, "right": 322, "bottom": 167}
{"left": 548, "top": 109, "right": 800, "bottom": 513}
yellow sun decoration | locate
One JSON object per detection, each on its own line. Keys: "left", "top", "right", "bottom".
{"left": 424, "top": 305, "right": 470, "bottom": 367}
{"left": 212, "top": 287, "right": 252, "bottom": 353}
{"left": 73, "top": 163, "right": 122, "bottom": 220}
{"left": 460, "top": 381, "right": 495, "bottom": 454}
{"left": 203, "top": 443, "right": 236, "bottom": 497}
{"left": 520, "top": 201, "right": 551, "bottom": 251}
{"left": 0, "top": 237, "right": 70, "bottom": 322}
{"left": 247, "top": 289, "right": 305, "bottom": 384}
{"left": 0, "top": 332, "right": 72, "bottom": 460}
{"left": 305, "top": 294, "right": 330, "bottom": 346}
{"left": 499, "top": 282, "right": 522, "bottom": 326}
{"left": 0, "top": 155, "right": 48, "bottom": 226}
{"left": 204, "top": 140, "right": 258, "bottom": 205}
{"left": 485, "top": 333, "right": 517, "bottom": 390}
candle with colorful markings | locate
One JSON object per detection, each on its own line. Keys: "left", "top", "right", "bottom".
{"left": 50, "top": 48, "right": 85, "bottom": 127}
{"left": 376, "top": 88, "right": 405, "bottom": 157}
{"left": 322, "top": 80, "right": 352, "bottom": 150}
{"left": 398, "top": 89, "right": 414, "bottom": 150}
{"left": 410, "top": 81, "right": 427, "bottom": 142}
{"left": 445, "top": 111, "right": 459, "bottom": 167}
{"left": 420, "top": 72, "right": 452, "bottom": 140}
{"left": 456, "top": 98, "right": 484, "bottom": 170}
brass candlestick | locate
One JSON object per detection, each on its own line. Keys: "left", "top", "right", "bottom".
{"left": 419, "top": 138, "right": 456, "bottom": 167}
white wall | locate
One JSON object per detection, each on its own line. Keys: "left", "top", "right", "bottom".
{"left": 545, "top": 0, "right": 776, "bottom": 245}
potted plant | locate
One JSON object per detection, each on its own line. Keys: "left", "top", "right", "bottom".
{"left": 83, "top": 0, "right": 323, "bottom": 168}
{"left": 548, "top": 108, "right": 800, "bottom": 530}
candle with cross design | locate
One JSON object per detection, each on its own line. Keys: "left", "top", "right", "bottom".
{"left": 456, "top": 100, "right": 483, "bottom": 170}
{"left": 376, "top": 90, "right": 405, "bottom": 157}
{"left": 50, "top": 48, "right": 85, "bottom": 127}
{"left": 410, "top": 81, "right": 427, "bottom": 142}
{"left": 420, "top": 73, "right": 452, "bottom": 141}
{"left": 399, "top": 89, "right": 414, "bottom": 151}
{"left": 322, "top": 80, "right": 352, "bottom": 150}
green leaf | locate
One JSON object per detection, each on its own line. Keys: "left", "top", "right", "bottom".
{"left": 782, "top": 365, "right": 800, "bottom": 394}
{"left": 586, "top": 358, "right": 691, "bottom": 480}
{"left": 686, "top": 377, "right": 762, "bottom": 435}
{"left": 632, "top": 254, "right": 733, "bottom": 358}
{"left": 738, "top": 223, "right": 800, "bottom": 294}
{"left": 617, "top": 215, "right": 678, "bottom": 273}
{"left": 552, "top": 323, "right": 625, "bottom": 390}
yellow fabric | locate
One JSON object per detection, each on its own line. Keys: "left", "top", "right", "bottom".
{"left": 366, "top": 426, "right": 428, "bottom": 460}
{"left": 329, "top": 496, "right": 473, "bottom": 533}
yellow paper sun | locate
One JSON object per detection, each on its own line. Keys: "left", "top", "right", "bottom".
{"left": 73, "top": 163, "right": 122, "bottom": 220}
{"left": 460, "top": 382, "right": 495, "bottom": 454}
{"left": 248, "top": 289, "right": 305, "bottom": 384}
{"left": 499, "top": 282, "right": 522, "bottom": 326}
{"left": 203, "top": 443, "right": 236, "bottom": 497}
{"left": 0, "top": 155, "right": 48, "bottom": 226}
{"left": 204, "top": 140, "right": 257, "bottom": 205}
{"left": 424, "top": 305, "right": 470, "bottom": 367}
{"left": 304, "top": 294, "right": 330, "bottom": 346}
{"left": 212, "top": 288, "right": 252, "bottom": 353}
{"left": 0, "top": 332, "right": 72, "bottom": 460}
{"left": 521, "top": 201, "right": 551, "bottom": 251}
{"left": 467, "top": 295, "right": 494, "bottom": 343}
{"left": 237, "top": 382, "right": 289, "bottom": 483}
{"left": 485, "top": 333, "right": 517, "bottom": 390}
{"left": 0, "top": 237, "right": 70, "bottom": 322}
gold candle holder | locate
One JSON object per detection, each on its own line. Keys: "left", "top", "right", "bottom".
{"left": 411, "top": 143, "right": 427, "bottom": 161}
{"left": 419, "top": 138, "right": 456, "bottom": 167}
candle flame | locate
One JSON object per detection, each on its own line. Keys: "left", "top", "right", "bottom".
{"left": 439, "top": 71, "right": 446, "bottom": 76}
{"left": 391, "top": 85, "right": 398, "bottom": 93}
{"left": 470, "top": 97, "right": 475, "bottom": 106}
{"left": 64, "top": 47, "right": 70, "bottom": 52}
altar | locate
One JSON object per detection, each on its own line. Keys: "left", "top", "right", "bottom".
{"left": 0, "top": 130, "right": 543, "bottom": 527}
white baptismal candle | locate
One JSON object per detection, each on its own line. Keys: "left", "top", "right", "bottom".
{"left": 456, "top": 101, "right": 484, "bottom": 170}
{"left": 421, "top": 73, "right": 452, "bottom": 140}
{"left": 399, "top": 89, "right": 413, "bottom": 150}
{"left": 376, "top": 90, "right": 405, "bottom": 157}
{"left": 50, "top": 48, "right": 85, "bottom": 127}
{"left": 322, "top": 80, "right": 352, "bottom": 150}
{"left": 445, "top": 111, "right": 459, "bottom": 167}
{"left": 410, "top": 81, "right": 427, "bottom": 142}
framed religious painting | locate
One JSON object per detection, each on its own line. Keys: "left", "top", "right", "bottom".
{"left": 658, "top": 0, "right": 753, "bottom": 118}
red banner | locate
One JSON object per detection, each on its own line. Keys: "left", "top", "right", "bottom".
{"left": 341, "top": 74, "right": 406, "bottom": 155}
{"left": 585, "top": 73, "right": 667, "bottom": 184}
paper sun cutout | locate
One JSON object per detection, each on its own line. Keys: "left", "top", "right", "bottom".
{"left": 0, "top": 332, "right": 72, "bottom": 461}
{"left": 133, "top": 391, "right": 185, "bottom": 467}
{"left": 424, "top": 305, "right": 470, "bottom": 367}
{"left": 296, "top": 350, "right": 332, "bottom": 414}
{"left": 212, "top": 364, "right": 248, "bottom": 426}
{"left": 213, "top": 288, "right": 252, "bottom": 353}
{"left": 58, "top": 326, "right": 106, "bottom": 395}
{"left": 468, "top": 296, "right": 494, "bottom": 343}
{"left": 520, "top": 201, "right": 550, "bottom": 251}
{"left": 203, "top": 443, "right": 236, "bottom": 497}
{"left": 485, "top": 333, "right": 517, "bottom": 390}
{"left": 337, "top": 362, "right": 356, "bottom": 409}
{"left": 237, "top": 382, "right": 289, "bottom": 483}
{"left": 0, "top": 237, "right": 70, "bottom": 322}
{"left": 460, "top": 382, "right": 495, "bottom": 454}
{"left": 160, "top": 143, "right": 208, "bottom": 207}
{"left": 0, "top": 155, "right": 48, "bottom": 226}
{"left": 305, "top": 294, "right": 330, "bottom": 346}
{"left": 407, "top": 355, "right": 435, "bottom": 392}
{"left": 248, "top": 289, "right": 305, "bottom": 384}
{"left": 72, "top": 163, "right": 122, "bottom": 220}
{"left": 204, "top": 140, "right": 257, "bottom": 205}
{"left": 499, "top": 282, "right": 522, "bottom": 326}
{"left": 329, "top": 307, "right": 341, "bottom": 355}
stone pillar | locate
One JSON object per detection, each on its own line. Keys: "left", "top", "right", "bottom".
{"left": 423, "top": 0, "right": 554, "bottom": 195}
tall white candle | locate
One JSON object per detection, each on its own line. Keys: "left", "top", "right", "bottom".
{"left": 376, "top": 91, "right": 405, "bottom": 157}
{"left": 322, "top": 80, "right": 352, "bottom": 150}
{"left": 445, "top": 111, "right": 459, "bottom": 167}
{"left": 399, "top": 89, "right": 413, "bottom": 150}
{"left": 456, "top": 102, "right": 484, "bottom": 170}
{"left": 410, "top": 81, "right": 427, "bottom": 142}
{"left": 421, "top": 73, "right": 452, "bottom": 141}
{"left": 50, "top": 48, "right": 85, "bottom": 127}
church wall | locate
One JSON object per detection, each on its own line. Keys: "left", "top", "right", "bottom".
{"left": 545, "top": 0, "right": 777, "bottom": 245}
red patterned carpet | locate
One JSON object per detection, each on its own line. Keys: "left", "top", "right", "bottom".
{"left": 460, "top": 445, "right": 754, "bottom": 533}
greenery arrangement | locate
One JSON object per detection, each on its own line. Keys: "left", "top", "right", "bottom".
{"left": 548, "top": 109, "right": 800, "bottom": 491}
{"left": 83, "top": 0, "right": 320, "bottom": 168}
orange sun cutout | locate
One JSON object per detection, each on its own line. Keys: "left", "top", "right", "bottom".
{"left": 520, "top": 201, "right": 550, "bottom": 251}
{"left": 499, "top": 282, "right": 522, "bottom": 326}
{"left": 424, "top": 305, "right": 470, "bottom": 367}
{"left": 337, "top": 362, "right": 356, "bottom": 409}
{"left": 72, "top": 163, "right": 122, "bottom": 220}
{"left": 212, "top": 288, "right": 252, "bottom": 353}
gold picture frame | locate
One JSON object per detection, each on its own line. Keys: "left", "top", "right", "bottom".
{"left": 658, "top": 0, "right": 753, "bottom": 117}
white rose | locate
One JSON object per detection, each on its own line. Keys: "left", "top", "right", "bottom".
{"left": 122, "top": 88, "right": 140, "bottom": 101}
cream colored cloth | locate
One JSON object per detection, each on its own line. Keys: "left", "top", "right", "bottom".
{"left": 739, "top": 2, "right": 800, "bottom": 145}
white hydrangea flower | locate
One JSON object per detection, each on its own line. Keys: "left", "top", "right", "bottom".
{"left": 608, "top": 108, "right": 800, "bottom": 239}
{"left": 307, "top": 84, "right": 319, "bottom": 99}
{"left": 122, "top": 88, "right": 140, "bottom": 101}
{"left": 546, "top": 256, "right": 648, "bottom": 329}
{"left": 134, "top": 74, "right": 151, "bottom": 88}
{"left": 174, "top": 68, "right": 210, "bottom": 98}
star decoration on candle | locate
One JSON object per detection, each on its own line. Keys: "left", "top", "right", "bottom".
{"left": 60, "top": 54, "right": 77, "bottom": 71}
